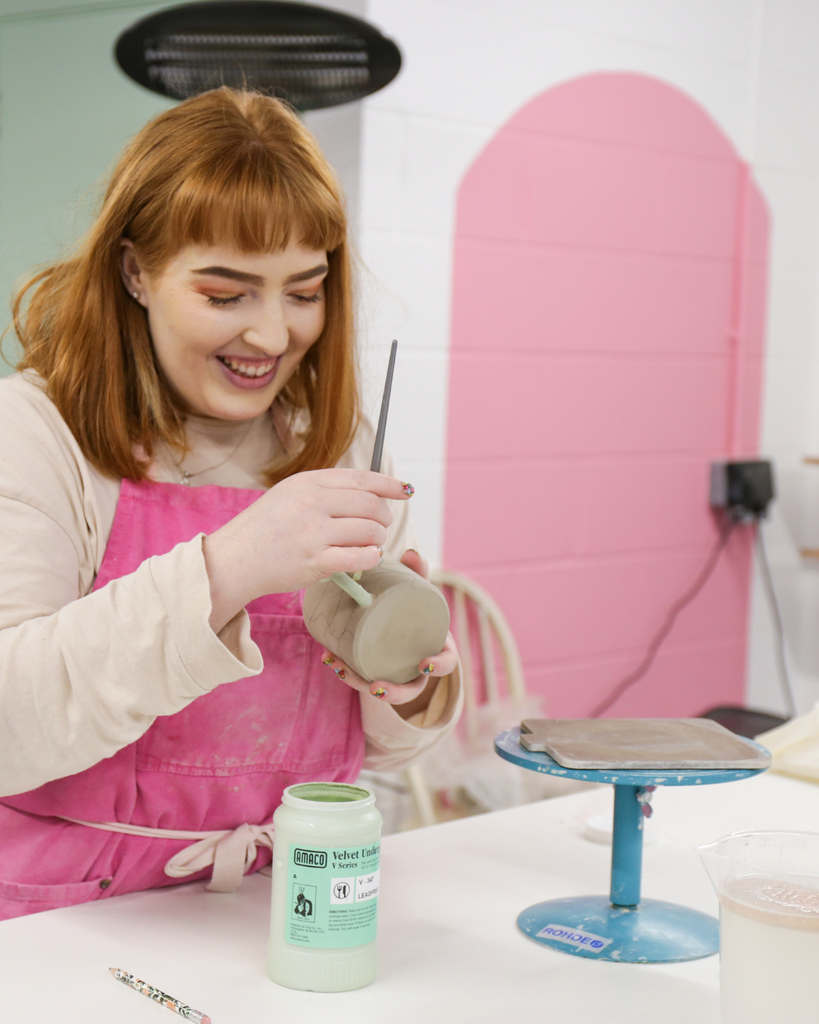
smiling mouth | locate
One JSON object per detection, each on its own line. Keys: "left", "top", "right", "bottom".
{"left": 216, "top": 355, "right": 278, "bottom": 379}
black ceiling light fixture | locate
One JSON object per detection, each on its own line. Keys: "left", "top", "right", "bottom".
{"left": 115, "top": 1, "right": 402, "bottom": 111}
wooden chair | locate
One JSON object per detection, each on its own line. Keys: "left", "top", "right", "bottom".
{"left": 404, "top": 567, "right": 533, "bottom": 826}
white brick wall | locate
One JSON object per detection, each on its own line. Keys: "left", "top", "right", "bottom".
{"left": 351, "top": 0, "right": 819, "bottom": 715}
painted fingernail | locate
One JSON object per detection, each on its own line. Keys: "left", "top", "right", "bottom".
{"left": 401, "top": 482, "right": 415, "bottom": 497}
{"left": 372, "top": 687, "right": 388, "bottom": 699}
{"left": 423, "top": 663, "right": 434, "bottom": 674}
{"left": 322, "top": 655, "right": 334, "bottom": 666}
{"left": 334, "top": 668, "right": 347, "bottom": 679}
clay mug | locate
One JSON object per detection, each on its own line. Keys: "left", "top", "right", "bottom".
{"left": 302, "top": 556, "right": 450, "bottom": 684}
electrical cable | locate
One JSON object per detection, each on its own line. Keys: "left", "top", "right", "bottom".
{"left": 755, "top": 525, "right": 797, "bottom": 719}
{"left": 589, "top": 518, "right": 736, "bottom": 718}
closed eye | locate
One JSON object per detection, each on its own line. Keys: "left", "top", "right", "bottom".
{"left": 206, "top": 294, "right": 244, "bottom": 306}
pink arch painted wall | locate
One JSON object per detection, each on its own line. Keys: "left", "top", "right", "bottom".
{"left": 444, "top": 73, "right": 769, "bottom": 717}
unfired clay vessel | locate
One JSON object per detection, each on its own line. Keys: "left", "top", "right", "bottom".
{"left": 303, "top": 557, "right": 450, "bottom": 684}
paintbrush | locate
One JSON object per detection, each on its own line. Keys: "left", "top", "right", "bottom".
{"left": 369, "top": 339, "right": 398, "bottom": 474}
{"left": 333, "top": 340, "right": 398, "bottom": 591}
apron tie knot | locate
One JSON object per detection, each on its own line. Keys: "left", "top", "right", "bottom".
{"left": 59, "top": 817, "right": 275, "bottom": 894}
{"left": 165, "top": 822, "right": 276, "bottom": 893}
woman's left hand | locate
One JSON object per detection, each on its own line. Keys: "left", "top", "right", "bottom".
{"left": 319, "top": 549, "right": 458, "bottom": 717}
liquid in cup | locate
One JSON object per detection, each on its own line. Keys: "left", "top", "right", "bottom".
{"left": 699, "top": 831, "right": 819, "bottom": 1023}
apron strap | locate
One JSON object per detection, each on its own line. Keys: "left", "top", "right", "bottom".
{"left": 58, "top": 817, "right": 275, "bottom": 894}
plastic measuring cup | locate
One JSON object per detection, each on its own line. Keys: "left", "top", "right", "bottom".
{"left": 698, "top": 831, "right": 819, "bottom": 1023}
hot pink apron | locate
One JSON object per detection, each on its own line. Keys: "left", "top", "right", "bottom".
{"left": 0, "top": 478, "right": 365, "bottom": 920}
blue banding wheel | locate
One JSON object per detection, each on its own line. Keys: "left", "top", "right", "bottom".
{"left": 495, "top": 726, "right": 769, "bottom": 964}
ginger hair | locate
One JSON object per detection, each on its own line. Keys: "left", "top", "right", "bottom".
{"left": 13, "top": 87, "right": 359, "bottom": 485}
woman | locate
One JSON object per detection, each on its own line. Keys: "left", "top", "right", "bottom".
{"left": 0, "top": 88, "right": 461, "bottom": 918}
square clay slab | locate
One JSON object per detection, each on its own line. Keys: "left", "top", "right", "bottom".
{"left": 519, "top": 718, "right": 771, "bottom": 770}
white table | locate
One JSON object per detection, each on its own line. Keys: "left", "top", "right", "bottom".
{"left": 3, "top": 772, "right": 819, "bottom": 1024}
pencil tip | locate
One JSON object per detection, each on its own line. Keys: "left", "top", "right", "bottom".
{"left": 109, "top": 967, "right": 117, "bottom": 975}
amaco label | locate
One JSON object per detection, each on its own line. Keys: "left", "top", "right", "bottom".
{"left": 286, "top": 841, "right": 380, "bottom": 949}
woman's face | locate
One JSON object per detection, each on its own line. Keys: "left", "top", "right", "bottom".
{"left": 122, "top": 238, "right": 329, "bottom": 420}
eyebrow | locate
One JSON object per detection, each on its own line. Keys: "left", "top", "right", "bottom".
{"left": 286, "top": 264, "right": 329, "bottom": 284}
{"left": 191, "top": 264, "right": 329, "bottom": 286}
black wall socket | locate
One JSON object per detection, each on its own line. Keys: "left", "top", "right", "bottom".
{"left": 710, "top": 460, "right": 775, "bottom": 520}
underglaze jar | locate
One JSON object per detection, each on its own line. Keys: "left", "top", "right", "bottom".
{"left": 268, "top": 782, "right": 382, "bottom": 992}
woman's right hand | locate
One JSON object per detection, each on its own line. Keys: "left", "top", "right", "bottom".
{"left": 203, "top": 469, "right": 412, "bottom": 632}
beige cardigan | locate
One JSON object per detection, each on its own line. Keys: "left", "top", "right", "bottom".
{"left": 0, "top": 373, "right": 461, "bottom": 797}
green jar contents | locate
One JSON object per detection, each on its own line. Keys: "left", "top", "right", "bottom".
{"left": 267, "top": 782, "right": 383, "bottom": 992}
{"left": 298, "top": 789, "right": 364, "bottom": 803}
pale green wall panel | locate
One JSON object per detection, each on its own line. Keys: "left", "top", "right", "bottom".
{"left": 0, "top": 2, "right": 171, "bottom": 370}
{"left": 0, "top": 1, "right": 155, "bottom": 20}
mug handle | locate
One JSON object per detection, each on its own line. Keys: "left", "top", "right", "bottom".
{"left": 328, "top": 572, "right": 373, "bottom": 608}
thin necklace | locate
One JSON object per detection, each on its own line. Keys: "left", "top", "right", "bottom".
{"left": 174, "top": 421, "right": 255, "bottom": 485}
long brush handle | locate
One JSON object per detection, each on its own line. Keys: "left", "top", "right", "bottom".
{"left": 370, "top": 340, "right": 398, "bottom": 473}
{"left": 352, "top": 340, "right": 399, "bottom": 582}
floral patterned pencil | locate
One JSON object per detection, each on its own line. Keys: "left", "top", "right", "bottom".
{"left": 109, "top": 968, "right": 212, "bottom": 1023}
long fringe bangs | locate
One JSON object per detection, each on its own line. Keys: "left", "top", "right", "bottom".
{"left": 154, "top": 163, "right": 347, "bottom": 264}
